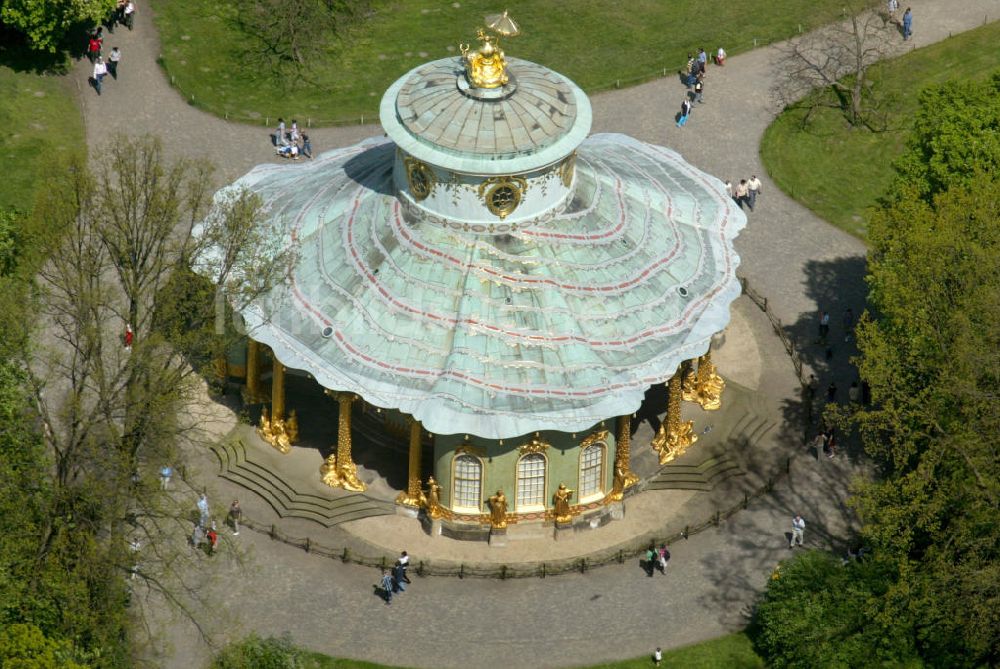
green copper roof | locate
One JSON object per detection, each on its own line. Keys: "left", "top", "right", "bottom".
{"left": 381, "top": 57, "right": 592, "bottom": 174}
{"left": 225, "top": 134, "right": 745, "bottom": 439}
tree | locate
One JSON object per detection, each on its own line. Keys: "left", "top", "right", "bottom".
{"left": 1, "top": 0, "right": 114, "bottom": 53}
{"left": 772, "top": 2, "right": 891, "bottom": 127}
{"left": 852, "top": 173, "right": 1000, "bottom": 667}
{"left": 751, "top": 551, "right": 918, "bottom": 668}
{"left": 754, "top": 75, "right": 1000, "bottom": 669}
{"left": 891, "top": 73, "right": 1000, "bottom": 201}
{"left": 233, "top": 0, "right": 369, "bottom": 74}
{"left": 0, "top": 624, "right": 86, "bottom": 669}
{"left": 1, "top": 135, "right": 288, "bottom": 661}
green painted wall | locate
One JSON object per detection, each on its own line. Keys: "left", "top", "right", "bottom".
{"left": 433, "top": 422, "right": 617, "bottom": 514}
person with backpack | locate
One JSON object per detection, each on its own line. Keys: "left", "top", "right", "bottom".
{"left": 677, "top": 98, "right": 693, "bottom": 128}
{"left": 658, "top": 544, "right": 670, "bottom": 574}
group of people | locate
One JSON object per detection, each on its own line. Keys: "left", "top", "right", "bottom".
{"left": 378, "top": 551, "right": 411, "bottom": 605}
{"left": 643, "top": 543, "right": 671, "bottom": 576}
{"left": 725, "top": 176, "right": 763, "bottom": 212}
{"left": 676, "top": 47, "right": 720, "bottom": 127}
{"left": 273, "top": 118, "right": 313, "bottom": 160}
{"left": 191, "top": 493, "right": 243, "bottom": 554}
{"left": 87, "top": 27, "right": 123, "bottom": 95}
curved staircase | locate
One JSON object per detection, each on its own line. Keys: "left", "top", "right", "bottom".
{"left": 209, "top": 439, "right": 395, "bottom": 528}
{"left": 646, "top": 383, "right": 776, "bottom": 491}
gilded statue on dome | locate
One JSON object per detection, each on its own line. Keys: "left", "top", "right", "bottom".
{"left": 459, "top": 11, "right": 519, "bottom": 89}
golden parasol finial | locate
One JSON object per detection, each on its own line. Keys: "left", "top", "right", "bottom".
{"left": 485, "top": 10, "right": 519, "bottom": 37}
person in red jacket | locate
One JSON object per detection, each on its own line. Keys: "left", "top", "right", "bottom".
{"left": 123, "top": 323, "right": 134, "bottom": 350}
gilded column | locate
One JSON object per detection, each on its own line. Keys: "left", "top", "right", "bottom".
{"left": 652, "top": 369, "right": 697, "bottom": 464}
{"left": 271, "top": 361, "right": 286, "bottom": 420}
{"left": 246, "top": 339, "right": 261, "bottom": 401}
{"left": 320, "top": 392, "right": 366, "bottom": 492}
{"left": 395, "top": 418, "right": 423, "bottom": 507}
{"left": 683, "top": 350, "right": 725, "bottom": 410}
{"left": 610, "top": 415, "right": 640, "bottom": 500}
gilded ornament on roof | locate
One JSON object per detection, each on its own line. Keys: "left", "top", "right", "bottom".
{"left": 404, "top": 156, "right": 435, "bottom": 201}
{"left": 459, "top": 12, "right": 519, "bottom": 89}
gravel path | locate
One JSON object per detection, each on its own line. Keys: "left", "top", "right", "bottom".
{"left": 75, "top": 2, "right": 998, "bottom": 667}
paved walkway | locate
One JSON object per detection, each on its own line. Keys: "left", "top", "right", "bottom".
{"left": 76, "top": 2, "right": 997, "bottom": 667}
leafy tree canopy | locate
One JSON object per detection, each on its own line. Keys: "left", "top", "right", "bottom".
{"left": 892, "top": 73, "right": 1000, "bottom": 201}
{"left": 1, "top": 0, "right": 114, "bottom": 52}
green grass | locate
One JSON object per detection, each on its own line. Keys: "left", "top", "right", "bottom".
{"left": 296, "top": 632, "right": 763, "bottom": 668}
{"left": 153, "top": 0, "right": 869, "bottom": 126}
{"left": 0, "top": 66, "right": 84, "bottom": 213}
{"left": 760, "top": 20, "right": 1000, "bottom": 240}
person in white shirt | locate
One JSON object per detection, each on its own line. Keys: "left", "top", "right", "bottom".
{"left": 92, "top": 57, "right": 108, "bottom": 95}
{"left": 715, "top": 46, "right": 727, "bottom": 66}
{"left": 108, "top": 46, "right": 122, "bottom": 79}
{"left": 124, "top": 1, "right": 136, "bottom": 30}
{"left": 790, "top": 515, "right": 806, "bottom": 548}
{"left": 747, "top": 175, "right": 762, "bottom": 210}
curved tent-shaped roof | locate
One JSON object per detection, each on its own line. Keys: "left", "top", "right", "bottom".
{"left": 229, "top": 130, "right": 745, "bottom": 439}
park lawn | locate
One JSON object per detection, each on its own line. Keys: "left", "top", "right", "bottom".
{"left": 297, "top": 632, "right": 763, "bottom": 668}
{"left": 153, "top": 0, "right": 865, "bottom": 126}
{"left": 0, "top": 66, "right": 84, "bottom": 213}
{"left": 760, "top": 20, "right": 1000, "bottom": 240}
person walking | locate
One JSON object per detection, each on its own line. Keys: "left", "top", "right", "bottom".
{"left": 197, "top": 492, "right": 210, "bottom": 527}
{"left": 228, "top": 499, "right": 242, "bottom": 535}
{"left": 677, "top": 98, "right": 692, "bottom": 127}
{"left": 300, "top": 133, "right": 313, "bottom": 159}
{"left": 818, "top": 310, "right": 830, "bottom": 343}
{"left": 657, "top": 544, "right": 670, "bottom": 574}
{"left": 697, "top": 47, "right": 708, "bottom": 73}
{"left": 842, "top": 307, "right": 854, "bottom": 341}
{"left": 398, "top": 551, "right": 411, "bottom": 583}
{"left": 206, "top": 522, "right": 219, "bottom": 554}
{"left": 747, "top": 175, "right": 762, "bottom": 210}
{"left": 107, "top": 46, "right": 121, "bottom": 79}
{"left": 694, "top": 77, "right": 704, "bottom": 104}
{"left": 159, "top": 465, "right": 173, "bottom": 490}
{"left": 87, "top": 32, "right": 102, "bottom": 63}
{"left": 902, "top": 7, "right": 912, "bottom": 40}
{"left": 275, "top": 118, "right": 287, "bottom": 147}
{"left": 724, "top": 180, "right": 733, "bottom": 200}
{"left": 123, "top": 0, "right": 136, "bottom": 30}
{"left": 392, "top": 561, "right": 407, "bottom": 593}
{"left": 191, "top": 523, "right": 206, "bottom": 550}
{"left": 887, "top": 0, "right": 899, "bottom": 24}
{"left": 826, "top": 382, "right": 838, "bottom": 403}
{"left": 644, "top": 545, "right": 656, "bottom": 576}
{"left": 734, "top": 179, "right": 749, "bottom": 210}
{"left": 92, "top": 57, "right": 108, "bottom": 95}
{"left": 123, "top": 322, "right": 134, "bottom": 350}
{"left": 380, "top": 569, "right": 395, "bottom": 605}
{"left": 790, "top": 515, "right": 806, "bottom": 548}
{"left": 654, "top": 648, "right": 663, "bottom": 667}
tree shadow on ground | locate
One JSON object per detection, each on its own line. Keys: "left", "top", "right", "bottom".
{"left": 693, "top": 255, "right": 872, "bottom": 627}
{"left": 779, "top": 254, "right": 870, "bottom": 463}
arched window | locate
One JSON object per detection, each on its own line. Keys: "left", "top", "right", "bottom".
{"left": 516, "top": 453, "right": 546, "bottom": 510}
{"left": 452, "top": 454, "right": 483, "bottom": 512}
{"left": 579, "top": 442, "right": 605, "bottom": 500}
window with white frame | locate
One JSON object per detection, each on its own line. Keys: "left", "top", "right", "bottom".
{"left": 452, "top": 454, "right": 482, "bottom": 511}
{"left": 579, "top": 443, "right": 605, "bottom": 499}
{"left": 516, "top": 453, "right": 546, "bottom": 509}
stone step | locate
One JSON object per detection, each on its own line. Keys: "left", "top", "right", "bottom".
{"left": 209, "top": 440, "right": 395, "bottom": 528}
{"left": 647, "top": 453, "right": 744, "bottom": 491}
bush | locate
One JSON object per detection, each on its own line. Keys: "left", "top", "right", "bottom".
{"left": 212, "top": 633, "right": 304, "bottom": 669}
{"left": 749, "top": 550, "right": 920, "bottom": 668}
